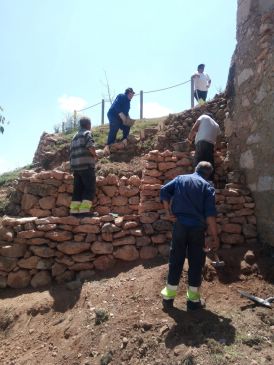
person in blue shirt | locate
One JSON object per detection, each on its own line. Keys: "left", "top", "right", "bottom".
{"left": 160, "top": 161, "right": 220, "bottom": 311}
{"left": 104, "top": 87, "right": 135, "bottom": 155}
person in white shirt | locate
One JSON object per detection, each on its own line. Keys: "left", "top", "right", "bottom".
{"left": 191, "top": 64, "right": 211, "bottom": 104}
{"left": 187, "top": 112, "right": 220, "bottom": 179}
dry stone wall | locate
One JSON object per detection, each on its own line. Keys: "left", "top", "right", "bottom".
{"left": 0, "top": 146, "right": 257, "bottom": 289}
{"left": 227, "top": 0, "right": 274, "bottom": 246}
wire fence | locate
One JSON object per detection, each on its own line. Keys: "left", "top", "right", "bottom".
{"left": 68, "top": 78, "right": 195, "bottom": 129}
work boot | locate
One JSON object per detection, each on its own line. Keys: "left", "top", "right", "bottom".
{"left": 162, "top": 299, "right": 174, "bottom": 312}
{"left": 161, "top": 284, "right": 177, "bottom": 311}
{"left": 186, "top": 287, "right": 205, "bottom": 311}
{"left": 69, "top": 201, "right": 81, "bottom": 216}
{"left": 161, "top": 284, "right": 177, "bottom": 300}
{"left": 187, "top": 299, "right": 205, "bottom": 311}
{"left": 78, "top": 200, "right": 93, "bottom": 217}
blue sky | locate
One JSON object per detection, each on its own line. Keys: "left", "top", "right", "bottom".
{"left": 0, "top": 0, "right": 237, "bottom": 173}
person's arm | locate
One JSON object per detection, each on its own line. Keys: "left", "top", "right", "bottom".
{"left": 88, "top": 146, "right": 98, "bottom": 159}
{"left": 207, "top": 74, "right": 211, "bottom": 88}
{"left": 162, "top": 200, "right": 172, "bottom": 217}
{"left": 205, "top": 216, "right": 219, "bottom": 250}
{"left": 187, "top": 119, "right": 200, "bottom": 143}
{"left": 204, "top": 186, "right": 219, "bottom": 250}
{"left": 160, "top": 178, "right": 176, "bottom": 216}
{"left": 85, "top": 131, "right": 98, "bottom": 159}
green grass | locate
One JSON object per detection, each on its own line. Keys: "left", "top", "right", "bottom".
{"left": 65, "top": 116, "right": 165, "bottom": 148}
{"left": 0, "top": 166, "right": 31, "bottom": 187}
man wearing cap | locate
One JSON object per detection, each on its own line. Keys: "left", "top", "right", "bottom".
{"left": 191, "top": 64, "right": 211, "bottom": 105}
{"left": 104, "top": 88, "right": 135, "bottom": 155}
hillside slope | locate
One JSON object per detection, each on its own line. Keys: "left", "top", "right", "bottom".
{"left": 0, "top": 256, "right": 273, "bottom": 365}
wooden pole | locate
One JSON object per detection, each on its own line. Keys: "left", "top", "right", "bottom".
{"left": 191, "top": 78, "right": 194, "bottom": 108}
{"left": 101, "top": 99, "right": 105, "bottom": 125}
{"left": 73, "top": 110, "right": 77, "bottom": 128}
{"left": 140, "top": 90, "right": 143, "bottom": 119}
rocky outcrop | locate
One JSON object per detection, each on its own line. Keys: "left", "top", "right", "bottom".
{"left": 32, "top": 132, "right": 70, "bottom": 170}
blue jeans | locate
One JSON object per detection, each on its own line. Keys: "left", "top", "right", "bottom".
{"left": 167, "top": 221, "right": 206, "bottom": 287}
{"left": 107, "top": 115, "right": 130, "bottom": 145}
{"left": 72, "top": 167, "right": 96, "bottom": 201}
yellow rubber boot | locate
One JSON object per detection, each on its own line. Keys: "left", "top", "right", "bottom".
{"left": 69, "top": 201, "right": 81, "bottom": 215}
{"left": 79, "top": 200, "right": 93, "bottom": 214}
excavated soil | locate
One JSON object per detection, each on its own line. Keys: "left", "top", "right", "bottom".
{"left": 0, "top": 254, "right": 273, "bottom": 365}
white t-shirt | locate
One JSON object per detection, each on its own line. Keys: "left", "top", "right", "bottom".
{"left": 195, "top": 115, "right": 220, "bottom": 145}
{"left": 193, "top": 72, "right": 211, "bottom": 91}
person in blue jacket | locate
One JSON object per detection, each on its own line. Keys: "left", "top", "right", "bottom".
{"left": 160, "top": 161, "right": 220, "bottom": 311}
{"left": 104, "top": 87, "right": 135, "bottom": 155}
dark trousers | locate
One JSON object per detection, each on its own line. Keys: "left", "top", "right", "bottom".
{"left": 168, "top": 221, "right": 206, "bottom": 287}
{"left": 194, "top": 140, "right": 215, "bottom": 179}
{"left": 194, "top": 89, "right": 208, "bottom": 101}
{"left": 107, "top": 115, "right": 130, "bottom": 145}
{"left": 72, "top": 167, "right": 96, "bottom": 201}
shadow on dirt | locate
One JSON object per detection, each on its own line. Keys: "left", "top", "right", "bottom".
{"left": 49, "top": 284, "right": 82, "bottom": 313}
{"left": 165, "top": 307, "right": 236, "bottom": 348}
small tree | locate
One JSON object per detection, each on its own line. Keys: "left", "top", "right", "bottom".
{"left": 0, "top": 106, "right": 9, "bottom": 134}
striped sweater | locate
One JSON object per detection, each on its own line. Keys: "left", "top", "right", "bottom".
{"left": 70, "top": 128, "right": 95, "bottom": 171}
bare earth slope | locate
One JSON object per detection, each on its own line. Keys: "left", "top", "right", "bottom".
{"left": 0, "top": 257, "right": 273, "bottom": 365}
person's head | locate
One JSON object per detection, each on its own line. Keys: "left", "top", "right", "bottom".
{"left": 204, "top": 112, "right": 214, "bottom": 119}
{"left": 79, "top": 117, "right": 91, "bottom": 130}
{"left": 197, "top": 64, "right": 205, "bottom": 73}
{"left": 125, "top": 87, "right": 135, "bottom": 100}
{"left": 195, "top": 161, "right": 213, "bottom": 180}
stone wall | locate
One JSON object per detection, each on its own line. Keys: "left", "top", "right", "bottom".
{"left": 226, "top": 0, "right": 274, "bottom": 245}
{"left": 0, "top": 148, "right": 257, "bottom": 289}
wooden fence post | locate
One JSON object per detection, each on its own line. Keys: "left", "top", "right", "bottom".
{"left": 101, "top": 99, "right": 105, "bottom": 125}
{"left": 140, "top": 90, "right": 143, "bottom": 119}
{"left": 191, "top": 78, "right": 194, "bottom": 108}
{"left": 73, "top": 110, "right": 77, "bottom": 128}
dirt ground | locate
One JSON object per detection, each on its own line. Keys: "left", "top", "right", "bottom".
{"left": 0, "top": 255, "right": 273, "bottom": 365}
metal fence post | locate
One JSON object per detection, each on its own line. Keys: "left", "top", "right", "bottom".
{"left": 191, "top": 78, "right": 194, "bottom": 108}
{"left": 101, "top": 99, "right": 105, "bottom": 125}
{"left": 140, "top": 90, "right": 143, "bottom": 119}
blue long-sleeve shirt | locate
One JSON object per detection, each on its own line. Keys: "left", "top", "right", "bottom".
{"left": 160, "top": 172, "right": 217, "bottom": 227}
{"left": 107, "top": 93, "right": 130, "bottom": 119}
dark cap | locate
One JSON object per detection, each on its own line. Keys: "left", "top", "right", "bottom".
{"left": 125, "top": 87, "right": 135, "bottom": 95}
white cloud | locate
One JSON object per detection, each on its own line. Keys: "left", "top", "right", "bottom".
{"left": 58, "top": 95, "right": 88, "bottom": 113}
{"left": 0, "top": 157, "right": 20, "bottom": 174}
{"left": 143, "top": 102, "right": 173, "bottom": 118}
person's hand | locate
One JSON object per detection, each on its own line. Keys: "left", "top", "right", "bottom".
{"left": 205, "top": 236, "right": 220, "bottom": 252}
{"left": 164, "top": 210, "right": 176, "bottom": 221}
